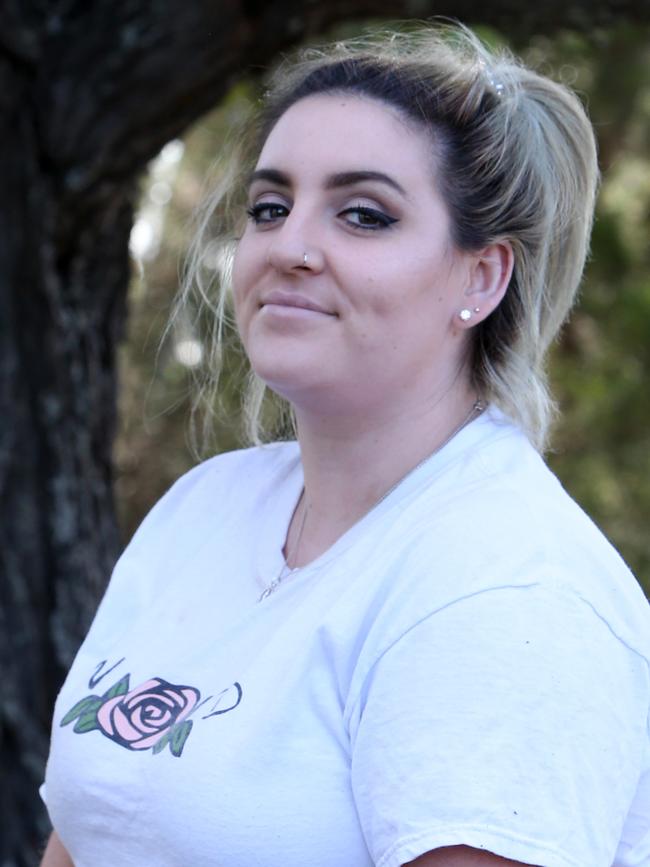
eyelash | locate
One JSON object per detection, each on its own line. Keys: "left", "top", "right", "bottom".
{"left": 246, "top": 202, "right": 399, "bottom": 232}
{"left": 246, "top": 203, "right": 288, "bottom": 223}
{"left": 340, "top": 206, "right": 399, "bottom": 230}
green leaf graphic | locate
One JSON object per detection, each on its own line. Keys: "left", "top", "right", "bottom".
{"left": 169, "top": 720, "right": 193, "bottom": 758}
{"left": 73, "top": 708, "right": 102, "bottom": 733}
{"left": 60, "top": 695, "right": 102, "bottom": 727}
{"left": 102, "top": 674, "right": 130, "bottom": 700}
{"left": 152, "top": 731, "right": 171, "bottom": 755}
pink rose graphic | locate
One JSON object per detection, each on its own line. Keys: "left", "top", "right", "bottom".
{"left": 96, "top": 678, "right": 200, "bottom": 751}
{"left": 61, "top": 666, "right": 242, "bottom": 758}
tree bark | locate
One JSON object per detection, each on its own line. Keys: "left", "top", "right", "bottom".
{"left": 1, "top": 1, "right": 648, "bottom": 864}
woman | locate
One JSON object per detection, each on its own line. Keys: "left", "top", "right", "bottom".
{"left": 41, "top": 25, "right": 650, "bottom": 867}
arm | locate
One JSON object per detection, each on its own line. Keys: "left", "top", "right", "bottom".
{"left": 407, "top": 846, "right": 538, "bottom": 866}
{"left": 351, "top": 583, "right": 645, "bottom": 867}
{"left": 40, "top": 832, "right": 74, "bottom": 867}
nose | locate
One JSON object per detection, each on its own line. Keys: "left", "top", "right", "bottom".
{"left": 266, "top": 211, "right": 324, "bottom": 274}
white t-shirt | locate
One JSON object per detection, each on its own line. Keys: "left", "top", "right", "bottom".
{"left": 42, "top": 409, "right": 650, "bottom": 867}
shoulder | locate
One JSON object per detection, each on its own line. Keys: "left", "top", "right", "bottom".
{"left": 129, "top": 441, "right": 300, "bottom": 539}
{"left": 162, "top": 440, "right": 299, "bottom": 499}
{"left": 83, "top": 441, "right": 301, "bottom": 633}
{"left": 364, "top": 410, "right": 650, "bottom": 664}
{"left": 472, "top": 416, "right": 650, "bottom": 657}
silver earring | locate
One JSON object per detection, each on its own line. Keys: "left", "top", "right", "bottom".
{"left": 302, "top": 252, "right": 309, "bottom": 267}
{"left": 459, "top": 307, "right": 480, "bottom": 322}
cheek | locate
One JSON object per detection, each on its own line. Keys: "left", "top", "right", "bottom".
{"left": 352, "top": 257, "right": 405, "bottom": 309}
{"left": 359, "top": 262, "right": 454, "bottom": 354}
{"left": 357, "top": 257, "right": 434, "bottom": 317}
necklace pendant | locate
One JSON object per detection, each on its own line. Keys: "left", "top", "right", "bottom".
{"left": 258, "top": 580, "right": 279, "bottom": 602}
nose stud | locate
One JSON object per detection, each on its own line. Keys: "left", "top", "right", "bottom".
{"left": 267, "top": 248, "right": 314, "bottom": 271}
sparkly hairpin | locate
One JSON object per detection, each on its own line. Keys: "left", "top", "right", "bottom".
{"left": 490, "top": 77, "right": 505, "bottom": 96}
{"left": 485, "top": 69, "right": 505, "bottom": 97}
{"left": 479, "top": 60, "right": 505, "bottom": 97}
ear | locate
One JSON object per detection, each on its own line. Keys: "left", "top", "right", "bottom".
{"left": 457, "top": 241, "right": 514, "bottom": 327}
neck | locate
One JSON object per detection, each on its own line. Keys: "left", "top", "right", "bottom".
{"left": 284, "top": 382, "right": 480, "bottom": 568}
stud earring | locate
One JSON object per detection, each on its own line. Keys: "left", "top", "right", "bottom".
{"left": 459, "top": 307, "right": 480, "bottom": 322}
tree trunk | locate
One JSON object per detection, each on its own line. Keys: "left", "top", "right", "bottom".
{"left": 1, "top": 20, "right": 133, "bottom": 862}
{"left": 1, "top": 1, "right": 648, "bottom": 864}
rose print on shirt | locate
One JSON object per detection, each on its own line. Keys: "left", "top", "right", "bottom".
{"left": 60, "top": 665, "right": 242, "bottom": 758}
{"left": 98, "top": 677, "right": 199, "bottom": 754}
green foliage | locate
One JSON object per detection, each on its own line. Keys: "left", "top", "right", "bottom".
{"left": 541, "top": 27, "right": 650, "bottom": 594}
{"left": 103, "top": 674, "right": 131, "bottom": 700}
{"left": 60, "top": 695, "right": 103, "bottom": 727}
{"left": 115, "top": 23, "right": 650, "bottom": 596}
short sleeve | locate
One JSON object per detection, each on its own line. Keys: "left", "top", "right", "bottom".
{"left": 349, "top": 583, "right": 649, "bottom": 867}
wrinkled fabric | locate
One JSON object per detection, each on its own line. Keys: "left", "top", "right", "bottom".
{"left": 42, "top": 409, "right": 650, "bottom": 867}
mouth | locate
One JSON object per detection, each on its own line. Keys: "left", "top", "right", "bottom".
{"left": 259, "top": 291, "right": 337, "bottom": 317}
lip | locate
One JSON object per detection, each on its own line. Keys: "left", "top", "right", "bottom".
{"left": 259, "top": 290, "right": 337, "bottom": 317}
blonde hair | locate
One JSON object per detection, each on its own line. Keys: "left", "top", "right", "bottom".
{"left": 178, "top": 23, "right": 599, "bottom": 451}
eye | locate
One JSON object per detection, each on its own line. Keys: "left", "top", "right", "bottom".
{"left": 339, "top": 205, "right": 399, "bottom": 231}
{"left": 246, "top": 201, "right": 289, "bottom": 224}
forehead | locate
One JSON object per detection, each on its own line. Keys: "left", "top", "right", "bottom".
{"left": 256, "top": 93, "right": 437, "bottom": 189}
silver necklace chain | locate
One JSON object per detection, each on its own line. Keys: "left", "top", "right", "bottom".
{"left": 258, "top": 490, "right": 309, "bottom": 602}
{"left": 257, "top": 398, "right": 485, "bottom": 602}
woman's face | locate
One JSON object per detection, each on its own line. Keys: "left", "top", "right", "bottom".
{"left": 232, "top": 93, "right": 477, "bottom": 420}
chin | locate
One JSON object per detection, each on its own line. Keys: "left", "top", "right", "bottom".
{"left": 251, "top": 363, "right": 339, "bottom": 410}
{"left": 250, "top": 358, "right": 314, "bottom": 394}
{"left": 248, "top": 343, "right": 320, "bottom": 384}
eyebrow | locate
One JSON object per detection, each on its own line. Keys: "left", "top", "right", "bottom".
{"left": 248, "top": 168, "right": 408, "bottom": 198}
